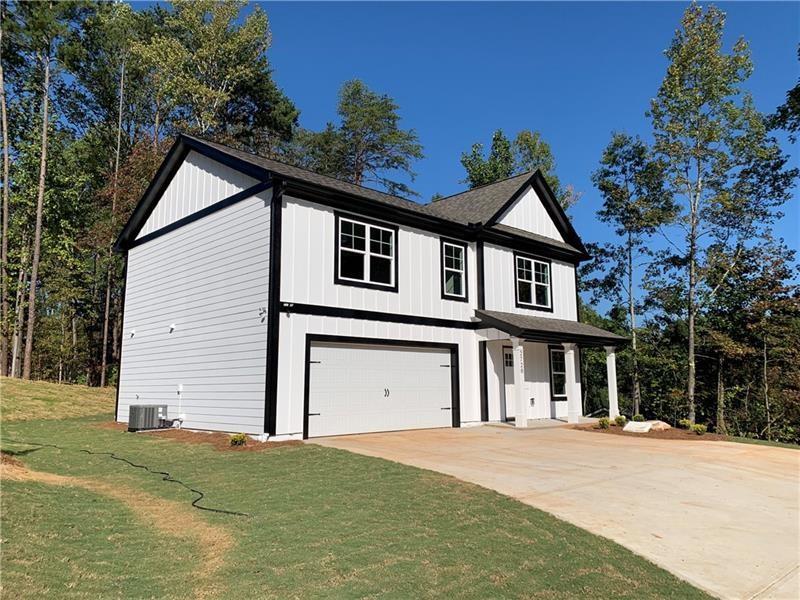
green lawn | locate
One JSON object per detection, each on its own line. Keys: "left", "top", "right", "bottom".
{"left": 1, "top": 381, "right": 709, "bottom": 599}
{"left": 0, "top": 376, "right": 115, "bottom": 421}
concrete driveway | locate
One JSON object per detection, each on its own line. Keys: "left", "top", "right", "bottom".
{"left": 314, "top": 425, "right": 800, "bottom": 600}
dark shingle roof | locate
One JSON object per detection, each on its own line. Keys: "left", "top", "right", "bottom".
{"left": 147, "top": 136, "right": 587, "bottom": 260}
{"left": 476, "top": 309, "right": 627, "bottom": 345}
{"left": 490, "top": 223, "right": 583, "bottom": 254}
{"left": 186, "top": 135, "right": 430, "bottom": 216}
{"left": 421, "top": 172, "right": 532, "bottom": 225}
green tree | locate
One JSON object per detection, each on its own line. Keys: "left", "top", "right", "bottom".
{"left": 648, "top": 3, "right": 796, "bottom": 422}
{"left": 1, "top": 0, "right": 11, "bottom": 375}
{"left": 770, "top": 46, "right": 799, "bottom": 142}
{"left": 64, "top": 2, "right": 145, "bottom": 386}
{"left": 297, "top": 79, "right": 423, "bottom": 197}
{"left": 133, "top": 0, "right": 297, "bottom": 144}
{"left": 460, "top": 129, "right": 578, "bottom": 207}
{"left": 585, "top": 133, "right": 673, "bottom": 415}
{"left": 460, "top": 129, "right": 515, "bottom": 188}
{"left": 12, "top": 0, "right": 90, "bottom": 379}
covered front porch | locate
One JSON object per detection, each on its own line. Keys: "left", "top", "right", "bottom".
{"left": 475, "top": 310, "right": 627, "bottom": 426}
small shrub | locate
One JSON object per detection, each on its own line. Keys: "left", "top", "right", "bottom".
{"left": 691, "top": 424, "right": 707, "bottom": 435}
{"left": 614, "top": 415, "right": 627, "bottom": 427}
{"left": 598, "top": 417, "right": 610, "bottom": 429}
{"left": 230, "top": 433, "right": 248, "bottom": 446}
{"left": 678, "top": 418, "right": 692, "bottom": 429}
{"left": 632, "top": 414, "right": 645, "bottom": 422}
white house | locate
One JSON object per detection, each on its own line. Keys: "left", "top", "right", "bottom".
{"left": 114, "top": 135, "right": 625, "bottom": 440}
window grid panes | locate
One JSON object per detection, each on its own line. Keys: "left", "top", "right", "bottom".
{"left": 516, "top": 256, "right": 551, "bottom": 309}
{"left": 550, "top": 349, "right": 567, "bottom": 397}
{"left": 338, "top": 218, "right": 395, "bottom": 287}
{"left": 443, "top": 242, "right": 465, "bottom": 298}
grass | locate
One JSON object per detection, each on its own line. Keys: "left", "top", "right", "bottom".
{"left": 0, "top": 376, "right": 115, "bottom": 421}
{"left": 727, "top": 436, "right": 800, "bottom": 450}
{"left": 1, "top": 379, "right": 710, "bottom": 599}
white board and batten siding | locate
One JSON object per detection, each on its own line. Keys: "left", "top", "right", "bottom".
{"left": 496, "top": 185, "right": 565, "bottom": 243}
{"left": 280, "top": 196, "right": 477, "bottom": 321}
{"left": 136, "top": 150, "right": 258, "bottom": 239}
{"left": 274, "top": 313, "right": 480, "bottom": 438}
{"left": 483, "top": 243, "right": 577, "bottom": 320}
{"left": 484, "top": 341, "right": 570, "bottom": 421}
{"left": 117, "top": 161, "right": 272, "bottom": 434}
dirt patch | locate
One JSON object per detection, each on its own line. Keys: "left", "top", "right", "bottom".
{"left": 574, "top": 423, "right": 729, "bottom": 441}
{"left": 1, "top": 457, "right": 234, "bottom": 598}
{"left": 96, "top": 421, "right": 303, "bottom": 452}
{"left": 0, "top": 450, "right": 24, "bottom": 467}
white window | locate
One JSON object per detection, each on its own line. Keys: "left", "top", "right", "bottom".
{"left": 441, "top": 240, "right": 467, "bottom": 300}
{"left": 336, "top": 216, "right": 396, "bottom": 289}
{"left": 516, "top": 254, "right": 551, "bottom": 309}
{"left": 549, "top": 348, "right": 567, "bottom": 398}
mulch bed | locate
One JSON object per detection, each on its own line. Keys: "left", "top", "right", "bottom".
{"left": 96, "top": 421, "right": 303, "bottom": 452}
{"left": 573, "top": 423, "right": 730, "bottom": 442}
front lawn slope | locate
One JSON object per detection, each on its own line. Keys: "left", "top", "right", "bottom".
{"left": 1, "top": 376, "right": 115, "bottom": 421}
{"left": 1, "top": 384, "right": 709, "bottom": 598}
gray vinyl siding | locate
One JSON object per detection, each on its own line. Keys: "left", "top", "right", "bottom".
{"left": 117, "top": 190, "right": 271, "bottom": 433}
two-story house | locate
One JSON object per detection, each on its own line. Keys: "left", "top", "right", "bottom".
{"left": 114, "top": 135, "right": 625, "bottom": 440}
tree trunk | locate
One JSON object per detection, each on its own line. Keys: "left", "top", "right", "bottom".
{"left": 10, "top": 267, "right": 25, "bottom": 377}
{"left": 112, "top": 293, "right": 121, "bottom": 361}
{"left": 100, "top": 267, "right": 112, "bottom": 386}
{"left": 0, "top": 0, "right": 10, "bottom": 376}
{"left": 686, "top": 195, "right": 698, "bottom": 423}
{"left": 153, "top": 106, "right": 160, "bottom": 149}
{"left": 22, "top": 51, "right": 51, "bottom": 379}
{"left": 100, "top": 62, "right": 125, "bottom": 388}
{"left": 72, "top": 313, "right": 77, "bottom": 361}
{"left": 628, "top": 233, "right": 641, "bottom": 415}
{"left": 716, "top": 355, "right": 727, "bottom": 435}
{"left": 58, "top": 317, "right": 65, "bottom": 383}
{"left": 763, "top": 338, "right": 771, "bottom": 441}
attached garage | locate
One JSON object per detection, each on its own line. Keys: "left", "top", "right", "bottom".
{"left": 304, "top": 336, "right": 460, "bottom": 438}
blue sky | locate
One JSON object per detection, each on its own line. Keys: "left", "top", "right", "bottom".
{"left": 258, "top": 1, "right": 798, "bottom": 266}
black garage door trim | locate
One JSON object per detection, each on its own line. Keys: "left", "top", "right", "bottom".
{"left": 303, "top": 334, "right": 461, "bottom": 439}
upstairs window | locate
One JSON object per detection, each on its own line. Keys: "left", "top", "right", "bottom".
{"left": 441, "top": 239, "right": 468, "bottom": 301}
{"left": 515, "top": 253, "right": 552, "bottom": 310}
{"left": 549, "top": 347, "right": 567, "bottom": 399}
{"left": 335, "top": 214, "right": 397, "bottom": 291}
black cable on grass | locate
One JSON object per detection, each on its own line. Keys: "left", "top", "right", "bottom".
{"left": 2, "top": 438, "right": 249, "bottom": 517}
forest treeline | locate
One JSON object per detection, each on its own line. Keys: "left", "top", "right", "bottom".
{"left": 1, "top": 2, "right": 798, "bottom": 442}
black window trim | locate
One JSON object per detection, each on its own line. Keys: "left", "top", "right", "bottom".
{"left": 440, "top": 237, "right": 469, "bottom": 303}
{"left": 513, "top": 250, "right": 554, "bottom": 313}
{"left": 334, "top": 211, "right": 399, "bottom": 293}
{"left": 548, "top": 344, "right": 568, "bottom": 401}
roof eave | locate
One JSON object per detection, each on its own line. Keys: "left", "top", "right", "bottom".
{"left": 476, "top": 310, "right": 628, "bottom": 347}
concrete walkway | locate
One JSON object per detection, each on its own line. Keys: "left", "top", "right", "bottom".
{"left": 314, "top": 425, "right": 800, "bottom": 600}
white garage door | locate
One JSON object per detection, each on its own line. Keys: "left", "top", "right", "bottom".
{"left": 307, "top": 341, "right": 456, "bottom": 438}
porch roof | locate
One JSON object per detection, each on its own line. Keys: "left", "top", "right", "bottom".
{"left": 475, "top": 309, "right": 628, "bottom": 347}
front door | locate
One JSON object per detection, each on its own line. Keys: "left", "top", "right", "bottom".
{"left": 502, "top": 346, "right": 515, "bottom": 421}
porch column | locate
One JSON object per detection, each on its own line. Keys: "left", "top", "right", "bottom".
{"left": 511, "top": 337, "right": 528, "bottom": 428}
{"left": 604, "top": 346, "right": 620, "bottom": 419}
{"left": 562, "top": 342, "right": 581, "bottom": 423}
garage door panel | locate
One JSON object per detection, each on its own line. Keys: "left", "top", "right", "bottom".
{"left": 307, "top": 342, "right": 455, "bottom": 438}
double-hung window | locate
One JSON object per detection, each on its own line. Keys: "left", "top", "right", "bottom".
{"left": 441, "top": 239, "right": 468, "bottom": 301}
{"left": 549, "top": 347, "right": 567, "bottom": 400}
{"left": 515, "top": 253, "right": 552, "bottom": 310}
{"left": 336, "top": 214, "right": 397, "bottom": 291}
